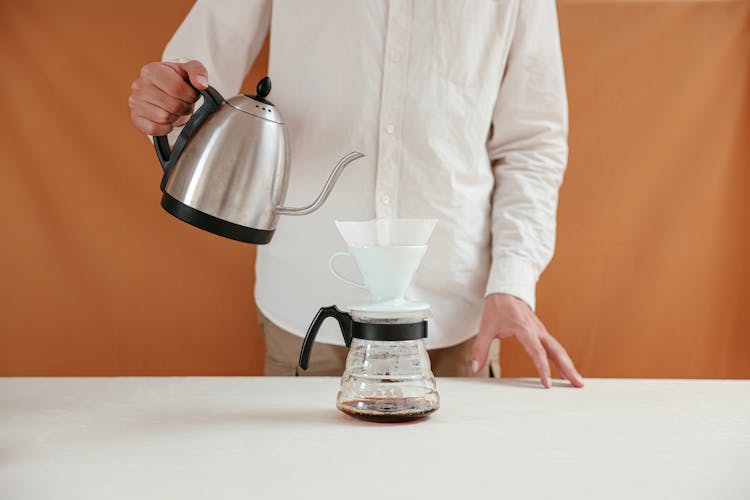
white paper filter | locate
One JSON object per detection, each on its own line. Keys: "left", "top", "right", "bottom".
{"left": 334, "top": 218, "right": 437, "bottom": 248}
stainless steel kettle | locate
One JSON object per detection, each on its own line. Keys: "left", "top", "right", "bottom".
{"left": 153, "top": 76, "right": 364, "bottom": 244}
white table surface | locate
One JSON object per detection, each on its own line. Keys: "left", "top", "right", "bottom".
{"left": 1, "top": 377, "right": 748, "bottom": 500}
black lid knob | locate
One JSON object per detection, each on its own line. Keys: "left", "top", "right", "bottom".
{"left": 244, "top": 76, "right": 274, "bottom": 107}
{"left": 256, "top": 76, "right": 271, "bottom": 98}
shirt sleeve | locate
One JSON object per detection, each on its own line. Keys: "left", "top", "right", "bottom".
{"left": 163, "top": 0, "right": 271, "bottom": 96}
{"left": 161, "top": 0, "right": 271, "bottom": 143}
{"left": 484, "top": 0, "right": 568, "bottom": 311}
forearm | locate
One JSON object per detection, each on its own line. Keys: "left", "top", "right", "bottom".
{"left": 486, "top": 135, "right": 567, "bottom": 310}
{"left": 484, "top": 0, "right": 568, "bottom": 310}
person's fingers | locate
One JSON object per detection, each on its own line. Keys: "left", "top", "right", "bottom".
{"left": 516, "top": 329, "right": 551, "bottom": 388}
{"left": 131, "top": 114, "right": 173, "bottom": 136}
{"left": 140, "top": 62, "right": 199, "bottom": 103}
{"left": 540, "top": 332, "right": 584, "bottom": 388}
{"left": 471, "top": 322, "right": 496, "bottom": 374}
{"left": 173, "top": 114, "right": 191, "bottom": 127}
{"left": 131, "top": 84, "right": 194, "bottom": 116}
{"left": 163, "top": 60, "right": 209, "bottom": 90}
{"left": 132, "top": 100, "right": 180, "bottom": 126}
{"left": 534, "top": 317, "right": 583, "bottom": 387}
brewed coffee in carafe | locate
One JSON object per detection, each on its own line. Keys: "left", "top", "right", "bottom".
{"left": 299, "top": 218, "right": 440, "bottom": 423}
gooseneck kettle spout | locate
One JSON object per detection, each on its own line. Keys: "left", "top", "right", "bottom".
{"left": 276, "top": 151, "right": 365, "bottom": 216}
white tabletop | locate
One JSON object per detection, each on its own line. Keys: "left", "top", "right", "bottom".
{"left": 1, "top": 377, "right": 748, "bottom": 500}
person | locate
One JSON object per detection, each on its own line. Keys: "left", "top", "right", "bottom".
{"left": 128, "top": 0, "right": 583, "bottom": 388}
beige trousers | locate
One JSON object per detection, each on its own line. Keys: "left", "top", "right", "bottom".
{"left": 259, "top": 312, "right": 501, "bottom": 378}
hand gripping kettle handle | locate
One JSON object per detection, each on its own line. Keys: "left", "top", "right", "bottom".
{"left": 299, "top": 306, "right": 353, "bottom": 370}
{"left": 153, "top": 85, "right": 225, "bottom": 191}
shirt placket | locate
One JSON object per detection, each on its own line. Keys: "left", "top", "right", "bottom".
{"left": 375, "top": 0, "right": 411, "bottom": 219}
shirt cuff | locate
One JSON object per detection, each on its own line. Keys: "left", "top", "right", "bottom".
{"left": 485, "top": 256, "right": 539, "bottom": 311}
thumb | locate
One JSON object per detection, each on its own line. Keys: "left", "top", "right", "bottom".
{"left": 181, "top": 60, "right": 209, "bottom": 89}
{"left": 165, "top": 60, "right": 209, "bottom": 90}
{"left": 471, "top": 321, "right": 496, "bottom": 375}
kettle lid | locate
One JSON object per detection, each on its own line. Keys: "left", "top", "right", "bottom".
{"left": 225, "top": 76, "right": 284, "bottom": 123}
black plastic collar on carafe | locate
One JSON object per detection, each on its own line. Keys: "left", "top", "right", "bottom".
{"left": 244, "top": 76, "right": 275, "bottom": 106}
{"left": 352, "top": 320, "right": 428, "bottom": 342}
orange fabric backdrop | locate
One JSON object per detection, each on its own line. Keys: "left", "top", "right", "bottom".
{"left": 1, "top": 0, "right": 748, "bottom": 377}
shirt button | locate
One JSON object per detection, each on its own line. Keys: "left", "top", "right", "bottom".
{"left": 381, "top": 194, "right": 391, "bottom": 204}
{"left": 385, "top": 124, "right": 395, "bottom": 134}
{"left": 390, "top": 50, "right": 401, "bottom": 63}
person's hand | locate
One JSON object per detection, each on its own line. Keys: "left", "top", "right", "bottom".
{"left": 472, "top": 293, "right": 584, "bottom": 388}
{"left": 128, "top": 60, "right": 208, "bottom": 136}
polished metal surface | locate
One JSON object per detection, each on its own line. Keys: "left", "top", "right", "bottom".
{"left": 276, "top": 151, "right": 365, "bottom": 216}
{"left": 225, "top": 95, "right": 283, "bottom": 124}
{"left": 164, "top": 102, "right": 287, "bottom": 230}
{"left": 164, "top": 99, "right": 365, "bottom": 232}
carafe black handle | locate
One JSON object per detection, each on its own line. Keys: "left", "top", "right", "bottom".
{"left": 153, "top": 84, "right": 225, "bottom": 191}
{"left": 299, "top": 306, "right": 353, "bottom": 370}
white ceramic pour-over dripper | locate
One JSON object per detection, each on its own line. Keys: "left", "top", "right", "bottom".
{"left": 329, "top": 218, "right": 437, "bottom": 303}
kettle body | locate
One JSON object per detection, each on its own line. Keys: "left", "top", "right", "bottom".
{"left": 154, "top": 77, "right": 364, "bottom": 244}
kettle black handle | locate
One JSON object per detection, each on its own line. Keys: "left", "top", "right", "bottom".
{"left": 153, "top": 84, "right": 225, "bottom": 191}
{"left": 299, "top": 306, "right": 353, "bottom": 370}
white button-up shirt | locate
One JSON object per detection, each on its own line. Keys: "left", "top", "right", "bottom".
{"left": 163, "top": 0, "right": 568, "bottom": 348}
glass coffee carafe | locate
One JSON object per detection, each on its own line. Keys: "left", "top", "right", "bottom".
{"left": 299, "top": 303, "right": 439, "bottom": 422}
{"left": 298, "top": 218, "right": 440, "bottom": 423}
